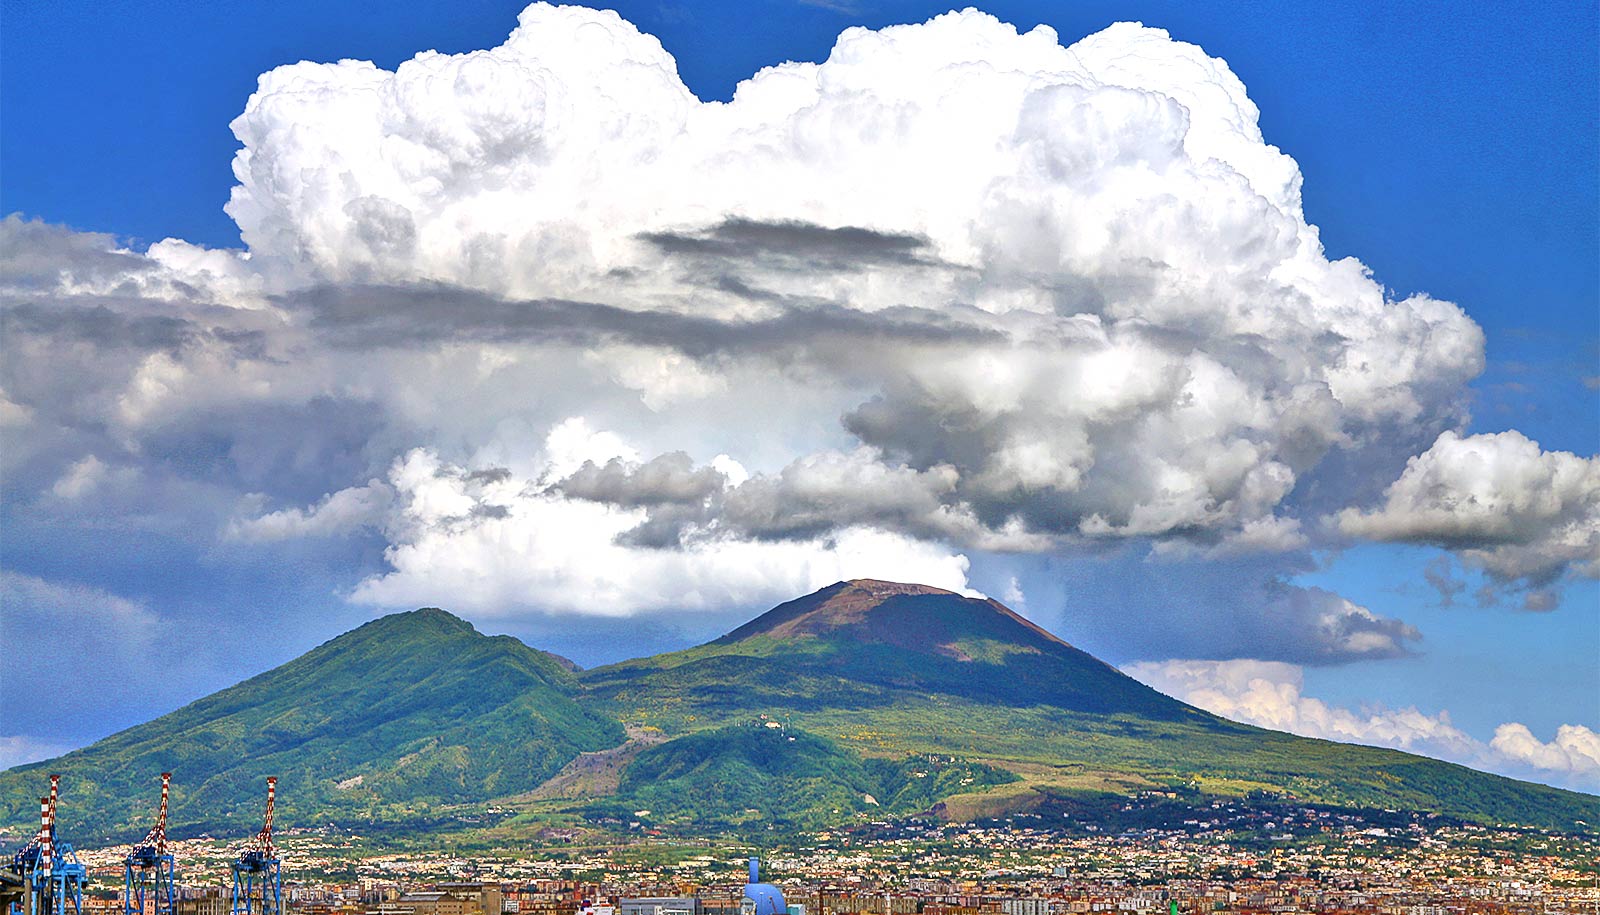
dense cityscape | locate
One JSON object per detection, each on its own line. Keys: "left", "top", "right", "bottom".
{"left": 46, "top": 806, "right": 1600, "bottom": 915}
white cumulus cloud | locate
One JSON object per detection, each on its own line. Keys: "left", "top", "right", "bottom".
{"left": 1125, "top": 658, "right": 1599, "bottom": 792}
{"left": 339, "top": 424, "right": 974, "bottom": 617}
{"left": 228, "top": 478, "right": 394, "bottom": 541}
{"left": 214, "top": 4, "right": 1488, "bottom": 556}
{"left": 1490, "top": 723, "right": 1600, "bottom": 780}
{"left": 1338, "top": 430, "right": 1600, "bottom": 594}
{"left": 51, "top": 454, "right": 109, "bottom": 500}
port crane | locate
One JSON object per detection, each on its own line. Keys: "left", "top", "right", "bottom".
{"left": 124, "top": 774, "right": 176, "bottom": 915}
{"left": 7, "top": 775, "right": 86, "bottom": 915}
{"left": 229, "top": 778, "right": 280, "bottom": 915}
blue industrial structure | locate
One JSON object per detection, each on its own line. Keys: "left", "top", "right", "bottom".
{"left": 229, "top": 778, "right": 280, "bottom": 915}
{"left": 741, "top": 859, "right": 788, "bottom": 915}
{"left": 124, "top": 774, "right": 176, "bottom": 915}
{"left": 7, "top": 775, "right": 86, "bottom": 915}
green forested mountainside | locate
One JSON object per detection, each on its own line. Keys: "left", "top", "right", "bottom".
{"left": 578, "top": 581, "right": 1599, "bottom": 832}
{"left": 0, "top": 609, "right": 622, "bottom": 843}
{"left": 3, "top": 583, "right": 1596, "bottom": 846}
{"left": 585, "top": 723, "right": 1016, "bottom": 833}
{"left": 582, "top": 579, "right": 1208, "bottom": 722}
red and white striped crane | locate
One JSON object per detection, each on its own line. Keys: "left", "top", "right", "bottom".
{"left": 230, "top": 777, "right": 281, "bottom": 915}
{"left": 125, "top": 773, "right": 176, "bottom": 915}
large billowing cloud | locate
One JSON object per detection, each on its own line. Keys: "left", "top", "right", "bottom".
{"left": 1125, "top": 659, "right": 1600, "bottom": 792}
{"left": 1338, "top": 430, "right": 1600, "bottom": 603}
{"left": 2, "top": 2, "right": 1586, "bottom": 687}
{"left": 220, "top": 8, "right": 1485, "bottom": 559}
{"left": 221, "top": 5, "right": 1486, "bottom": 542}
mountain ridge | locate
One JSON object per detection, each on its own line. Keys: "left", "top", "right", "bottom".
{"left": 3, "top": 584, "right": 1595, "bottom": 842}
{"left": 0, "top": 606, "right": 621, "bottom": 842}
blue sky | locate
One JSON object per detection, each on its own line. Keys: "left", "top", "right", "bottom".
{"left": 2, "top": 0, "right": 1596, "bottom": 790}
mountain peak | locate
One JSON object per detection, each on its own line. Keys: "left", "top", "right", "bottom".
{"left": 715, "top": 579, "right": 1069, "bottom": 653}
{"left": 13, "top": 585, "right": 1592, "bottom": 841}
{"left": 602, "top": 579, "right": 1205, "bottom": 725}
{"left": 369, "top": 606, "right": 476, "bottom": 635}
{"left": 0, "top": 604, "right": 623, "bottom": 838}
{"left": 308, "top": 607, "right": 479, "bottom": 653}
{"left": 839, "top": 578, "right": 960, "bottom": 597}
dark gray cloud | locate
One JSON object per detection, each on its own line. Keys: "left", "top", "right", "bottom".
{"left": 0, "top": 215, "right": 156, "bottom": 292}
{"left": 142, "top": 397, "right": 390, "bottom": 502}
{"left": 559, "top": 452, "right": 726, "bottom": 507}
{"left": 554, "top": 447, "right": 974, "bottom": 549}
{"left": 465, "top": 467, "right": 513, "bottom": 485}
{"left": 718, "top": 455, "right": 960, "bottom": 543}
{"left": 5, "top": 302, "right": 200, "bottom": 354}
{"left": 288, "top": 281, "right": 1000, "bottom": 355}
{"left": 0, "top": 286, "right": 357, "bottom": 511}
{"left": 1520, "top": 589, "right": 1559, "bottom": 612}
{"left": 640, "top": 217, "right": 941, "bottom": 272}
{"left": 639, "top": 217, "right": 974, "bottom": 313}
{"left": 556, "top": 453, "right": 731, "bottom": 549}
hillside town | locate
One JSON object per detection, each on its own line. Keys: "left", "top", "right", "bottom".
{"left": 54, "top": 809, "right": 1599, "bottom": 915}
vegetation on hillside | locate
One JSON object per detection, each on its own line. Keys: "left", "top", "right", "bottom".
{"left": 3, "top": 586, "right": 1595, "bottom": 845}
{"left": 579, "top": 583, "right": 1599, "bottom": 833}
{"left": 0, "top": 609, "right": 622, "bottom": 843}
{"left": 585, "top": 721, "right": 1015, "bottom": 834}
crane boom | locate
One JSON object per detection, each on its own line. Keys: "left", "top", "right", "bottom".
{"left": 230, "top": 777, "right": 281, "bottom": 915}
{"left": 125, "top": 773, "right": 177, "bottom": 915}
{"left": 9, "top": 775, "right": 85, "bottom": 915}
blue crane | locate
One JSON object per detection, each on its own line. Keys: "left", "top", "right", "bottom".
{"left": 229, "top": 778, "right": 280, "bottom": 915}
{"left": 124, "top": 774, "right": 176, "bottom": 915}
{"left": 7, "top": 775, "right": 86, "bottom": 915}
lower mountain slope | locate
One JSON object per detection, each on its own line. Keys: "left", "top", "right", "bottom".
{"left": 0, "top": 609, "right": 623, "bottom": 842}
{"left": 581, "top": 580, "right": 1599, "bottom": 832}
{"left": 584, "top": 721, "right": 1016, "bottom": 833}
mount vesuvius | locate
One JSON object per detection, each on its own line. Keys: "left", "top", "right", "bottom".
{"left": 2, "top": 580, "right": 1594, "bottom": 844}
